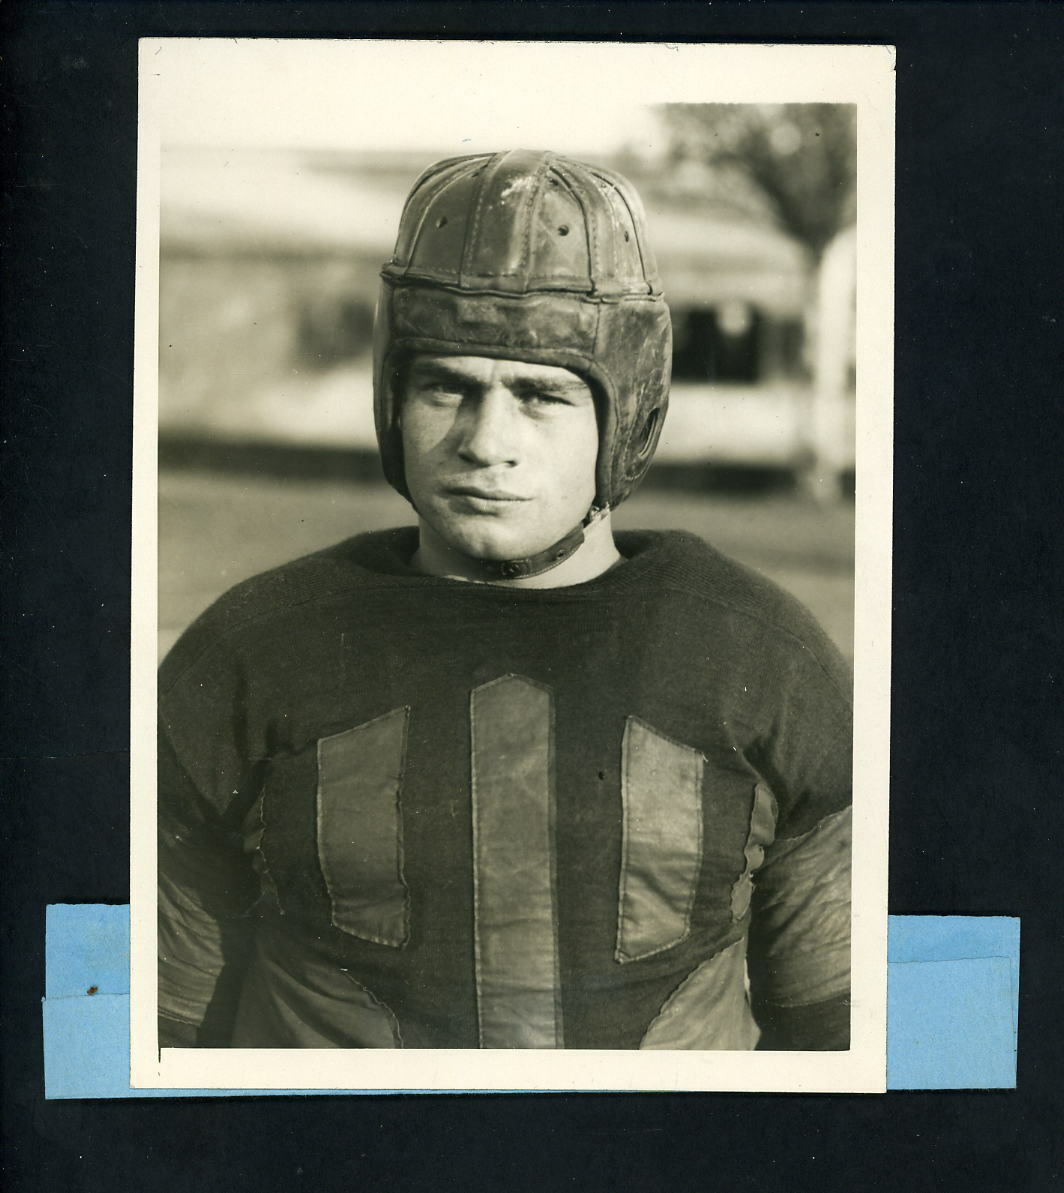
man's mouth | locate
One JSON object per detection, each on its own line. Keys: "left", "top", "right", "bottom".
{"left": 444, "top": 485, "right": 530, "bottom": 504}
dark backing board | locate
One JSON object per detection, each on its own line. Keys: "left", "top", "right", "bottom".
{"left": 2, "top": 2, "right": 1062, "bottom": 1190}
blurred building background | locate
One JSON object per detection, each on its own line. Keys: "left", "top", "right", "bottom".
{"left": 158, "top": 104, "right": 856, "bottom": 661}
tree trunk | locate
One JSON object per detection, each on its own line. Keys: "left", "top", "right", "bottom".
{"left": 796, "top": 226, "right": 856, "bottom": 503}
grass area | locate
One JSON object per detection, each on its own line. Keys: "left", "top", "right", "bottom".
{"left": 159, "top": 469, "right": 855, "bottom": 662}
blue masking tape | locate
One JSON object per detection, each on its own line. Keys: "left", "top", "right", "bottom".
{"left": 42, "top": 906, "right": 1019, "bottom": 1098}
{"left": 887, "top": 957, "right": 1016, "bottom": 1089}
{"left": 886, "top": 914, "right": 1018, "bottom": 1090}
{"left": 45, "top": 904, "right": 129, "bottom": 999}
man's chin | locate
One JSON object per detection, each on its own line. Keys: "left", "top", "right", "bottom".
{"left": 437, "top": 523, "right": 552, "bottom": 563}
{"left": 420, "top": 504, "right": 573, "bottom": 563}
{"left": 448, "top": 534, "right": 538, "bottom": 562}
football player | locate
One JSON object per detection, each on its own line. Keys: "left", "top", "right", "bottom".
{"left": 158, "top": 150, "right": 852, "bottom": 1050}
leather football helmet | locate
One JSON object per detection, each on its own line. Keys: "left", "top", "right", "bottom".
{"left": 374, "top": 149, "right": 672, "bottom": 514}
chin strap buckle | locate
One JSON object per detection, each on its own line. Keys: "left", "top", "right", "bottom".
{"left": 472, "top": 505, "right": 607, "bottom": 582}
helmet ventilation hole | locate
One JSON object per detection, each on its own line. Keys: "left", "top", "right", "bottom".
{"left": 623, "top": 230, "right": 630, "bottom": 242}
{"left": 436, "top": 216, "right": 448, "bottom": 228}
{"left": 558, "top": 225, "right": 570, "bottom": 236}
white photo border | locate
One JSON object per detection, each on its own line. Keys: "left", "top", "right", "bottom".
{"left": 130, "top": 38, "right": 894, "bottom": 1093}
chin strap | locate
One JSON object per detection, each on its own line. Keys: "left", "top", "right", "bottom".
{"left": 464, "top": 505, "right": 608, "bottom": 582}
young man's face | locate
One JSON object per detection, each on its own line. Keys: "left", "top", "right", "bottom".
{"left": 400, "top": 354, "right": 599, "bottom": 562}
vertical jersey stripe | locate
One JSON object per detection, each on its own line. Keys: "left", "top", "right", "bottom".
{"left": 316, "top": 707, "right": 410, "bottom": 948}
{"left": 470, "top": 675, "right": 562, "bottom": 1048}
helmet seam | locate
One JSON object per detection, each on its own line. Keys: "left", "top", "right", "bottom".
{"left": 555, "top": 159, "right": 601, "bottom": 291}
{"left": 519, "top": 158, "right": 549, "bottom": 283}
{"left": 393, "top": 159, "right": 463, "bottom": 269}
{"left": 382, "top": 274, "right": 656, "bottom": 301}
{"left": 461, "top": 152, "right": 499, "bottom": 285}
{"left": 402, "top": 164, "right": 473, "bottom": 274}
{"left": 606, "top": 176, "right": 652, "bottom": 293}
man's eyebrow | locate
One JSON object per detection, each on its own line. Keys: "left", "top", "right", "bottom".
{"left": 407, "top": 360, "right": 590, "bottom": 397}
{"left": 508, "top": 375, "right": 591, "bottom": 398}
{"left": 407, "top": 360, "right": 477, "bottom": 386}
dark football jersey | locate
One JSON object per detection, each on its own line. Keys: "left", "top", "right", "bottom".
{"left": 158, "top": 529, "right": 852, "bottom": 1049}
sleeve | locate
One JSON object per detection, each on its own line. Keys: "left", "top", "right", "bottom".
{"left": 745, "top": 620, "right": 853, "bottom": 1050}
{"left": 157, "top": 630, "right": 263, "bottom": 1046}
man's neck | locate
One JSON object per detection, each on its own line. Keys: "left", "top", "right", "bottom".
{"left": 413, "top": 514, "right": 622, "bottom": 588}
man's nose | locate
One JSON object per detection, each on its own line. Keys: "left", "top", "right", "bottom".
{"left": 456, "top": 388, "right": 519, "bottom": 467}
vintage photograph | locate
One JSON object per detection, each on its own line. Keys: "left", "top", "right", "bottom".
{"left": 131, "top": 40, "right": 893, "bottom": 1091}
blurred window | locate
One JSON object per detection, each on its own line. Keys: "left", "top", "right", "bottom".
{"left": 671, "top": 303, "right": 763, "bottom": 385}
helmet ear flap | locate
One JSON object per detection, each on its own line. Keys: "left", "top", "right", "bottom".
{"left": 375, "top": 342, "right": 413, "bottom": 501}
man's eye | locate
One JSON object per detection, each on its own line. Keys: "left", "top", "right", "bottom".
{"left": 524, "top": 392, "right": 568, "bottom": 407}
